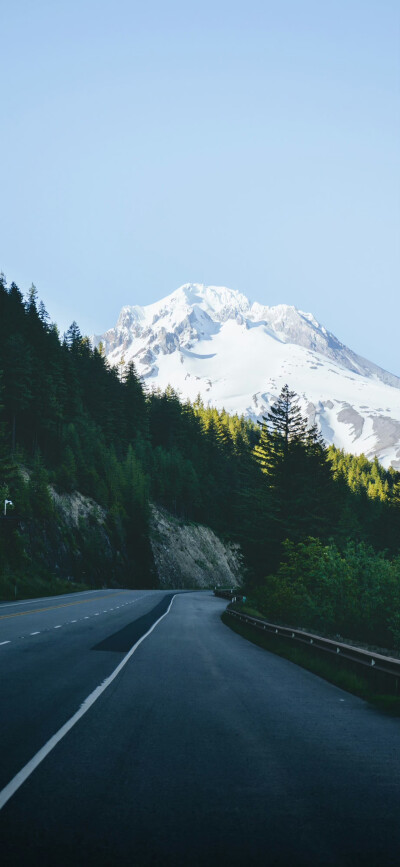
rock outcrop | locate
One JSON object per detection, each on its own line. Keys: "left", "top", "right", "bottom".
{"left": 150, "top": 505, "right": 243, "bottom": 589}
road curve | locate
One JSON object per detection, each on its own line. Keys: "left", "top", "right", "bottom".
{"left": 1, "top": 591, "right": 400, "bottom": 866}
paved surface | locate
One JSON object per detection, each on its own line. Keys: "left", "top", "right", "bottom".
{"left": 1, "top": 591, "right": 400, "bottom": 866}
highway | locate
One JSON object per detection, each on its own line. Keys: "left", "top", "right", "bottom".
{"left": 1, "top": 590, "right": 400, "bottom": 866}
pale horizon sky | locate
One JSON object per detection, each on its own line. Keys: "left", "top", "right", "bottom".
{"left": 1, "top": 1, "right": 399, "bottom": 374}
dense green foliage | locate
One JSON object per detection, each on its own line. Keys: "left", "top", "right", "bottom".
{"left": 248, "top": 387, "right": 400, "bottom": 648}
{"left": 252, "top": 538, "right": 400, "bottom": 648}
{"left": 1, "top": 276, "right": 400, "bottom": 648}
{"left": 0, "top": 278, "right": 153, "bottom": 593}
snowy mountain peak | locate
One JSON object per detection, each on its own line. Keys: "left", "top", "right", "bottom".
{"left": 93, "top": 283, "right": 400, "bottom": 469}
{"left": 169, "top": 283, "right": 250, "bottom": 314}
{"left": 140, "top": 283, "right": 251, "bottom": 327}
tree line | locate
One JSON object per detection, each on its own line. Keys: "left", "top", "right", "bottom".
{"left": 1, "top": 276, "right": 400, "bottom": 646}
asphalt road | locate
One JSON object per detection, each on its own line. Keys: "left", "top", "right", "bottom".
{"left": 1, "top": 590, "right": 400, "bottom": 866}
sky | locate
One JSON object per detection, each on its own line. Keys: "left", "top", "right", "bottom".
{"left": 1, "top": 0, "right": 399, "bottom": 374}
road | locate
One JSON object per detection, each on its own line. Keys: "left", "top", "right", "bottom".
{"left": 1, "top": 590, "right": 400, "bottom": 866}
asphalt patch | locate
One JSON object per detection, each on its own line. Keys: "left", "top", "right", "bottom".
{"left": 92, "top": 594, "right": 174, "bottom": 653}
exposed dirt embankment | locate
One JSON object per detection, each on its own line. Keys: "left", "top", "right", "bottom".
{"left": 150, "top": 505, "right": 243, "bottom": 589}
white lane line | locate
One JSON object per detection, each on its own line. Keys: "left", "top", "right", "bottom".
{"left": 94, "top": 613, "right": 99, "bottom": 616}
{"left": 0, "top": 594, "right": 176, "bottom": 811}
{"left": 84, "top": 617, "right": 89, "bottom": 619}
{"left": 71, "top": 620, "right": 77, "bottom": 623}
{"left": 0, "top": 641, "right": 11, "bottom": 646}
{"left": 54, "top": 625, "right": 62, "bottom": 629}
{"left": 30, "top": 632, "right": 40, "bottom": 636}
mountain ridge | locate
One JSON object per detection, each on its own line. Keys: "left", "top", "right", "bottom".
{"left": 93, "top": 283, "right": 400, "bottom": 469}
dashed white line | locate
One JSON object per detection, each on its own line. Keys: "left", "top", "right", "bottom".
{"left": 1, "top": 595, "right": 144, "bottom": 647}
{"left": 0, "top": 594, "right": 176, "bottom": 810}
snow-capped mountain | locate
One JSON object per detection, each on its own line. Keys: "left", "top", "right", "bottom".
{"left": 93, "top": 283, "right": 400, "bottom": 469}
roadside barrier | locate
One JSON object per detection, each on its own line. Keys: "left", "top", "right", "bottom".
{"left": 225, "top": 607, "right": 400, "bottom": 695}
{"left": 214, "top": 589, "right": 246, "bottom": 602}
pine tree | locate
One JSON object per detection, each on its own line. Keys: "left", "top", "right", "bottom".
{"left": 28, "top": 452, "right": 53, "bottom": 518}
{"left": 3, "top": 334, "right": 33, "bottom": 453}
{"left": 266, "top": 384, "right": 307, "bottom": 451}
{"left": 254, "top": 385, "right": 333, "bottom": 563}
{"left": 26, "top": 283, "right": 38, "bottom": 314}
{"left": 64, "top": 321, "right": 82, "bottom": 350}
{"left": 123, "top": 362, "right": 148, "bottom": 445}
{"left": 0, "top": 370, "right": 16, "bottom": 497}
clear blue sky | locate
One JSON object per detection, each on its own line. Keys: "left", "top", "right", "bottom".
{"left": 1, "top": 1, "right": 399, "bottom": 373}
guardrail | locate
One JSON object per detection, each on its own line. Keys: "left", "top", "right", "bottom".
{"left": 226, "top": 607, "right": 400, "bottom": 693}
{"left": 214, "top": 589, "right": 246, "bottom": 602}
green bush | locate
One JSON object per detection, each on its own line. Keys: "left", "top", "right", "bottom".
{"left": 252, "top": 538, "right": 400, "bottom": 649}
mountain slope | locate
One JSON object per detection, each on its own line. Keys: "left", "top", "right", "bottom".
{"left": 93, "top": 284, "right": 400, "bottom": 469}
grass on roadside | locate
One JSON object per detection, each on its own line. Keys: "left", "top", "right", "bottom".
{"left": 221, "top": 612, "right": 400, "bottom": 716}
{"left": 0, "top": 570, "right": 90, "bottom": 602}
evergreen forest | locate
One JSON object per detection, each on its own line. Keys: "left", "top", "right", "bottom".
{"left": 1, "top": 276, "right": 400, "bottom": 648}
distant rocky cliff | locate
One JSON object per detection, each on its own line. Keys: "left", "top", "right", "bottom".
{"left": 11, "top": 478, "right": 243, "bottom": 595}
{"left": 150, "top": 505, "right": 243, "bottom": 589}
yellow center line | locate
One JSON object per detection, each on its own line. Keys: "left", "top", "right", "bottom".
{"left": 0, "top": 592, "right": 130, "bottom": 620}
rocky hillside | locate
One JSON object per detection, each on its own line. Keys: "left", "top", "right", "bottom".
{"left": 3, "top": 475, "right": 243, "bottom": 600}
{"left": 150, "top": 505, "right": 243, "bottom": 589}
